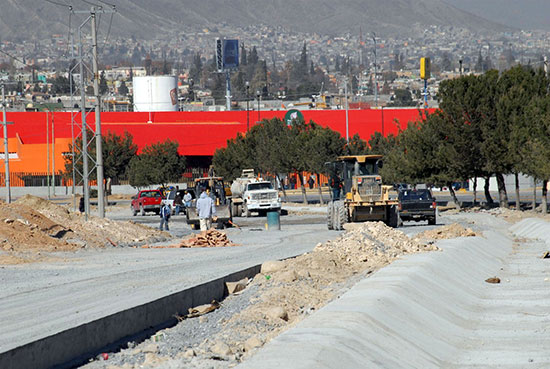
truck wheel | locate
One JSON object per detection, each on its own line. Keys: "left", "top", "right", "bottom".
{"left": 327, "top": 201, "right": 334, "bottom": 230}
{"left": 334, "top": 201, "right": 347, "bottom": 231}
{"left": 428, "top": 215, "right": 436, "bottom": 225}
{"left": 140, "top": 205, "right": 145, "bottom": 216}
{"left": 132, "top": 206, "right": 137, "bottom": 216}
{"left": 243, "top": 203, "right": 251, "bottom": 218}
{"left": 231, "top": 203, "right": 239, "bottom": 217}
{"left": 388, "top": 205, "right": 400, "bottom": 228}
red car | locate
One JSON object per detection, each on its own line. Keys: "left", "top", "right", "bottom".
{"left": 131, "top": 189, "right": 163, "bottom": 216}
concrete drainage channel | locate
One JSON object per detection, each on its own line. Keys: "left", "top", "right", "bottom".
{"left": 239, "top": 218, "right": 550, "bottom": 369}
{"left": 0, "top": 265, "right": 262, "bottom": 369}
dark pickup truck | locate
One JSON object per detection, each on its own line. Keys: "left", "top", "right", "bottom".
{"left": 398, "top": 189, "right": 436, "bottom": 225}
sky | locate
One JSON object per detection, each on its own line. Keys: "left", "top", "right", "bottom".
{"left": 444, "top": 0, "right": 550, "bottom": 31}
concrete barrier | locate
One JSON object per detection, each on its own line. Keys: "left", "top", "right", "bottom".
{"left": 0, "top": 265, "right": 261, "bottom": 369}
{"left": 239, "top": 221, "right": 550, "bottom": 369}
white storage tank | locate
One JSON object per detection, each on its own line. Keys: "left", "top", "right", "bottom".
{"left": 133, "top": 76, "right": 178, "bottom": 112}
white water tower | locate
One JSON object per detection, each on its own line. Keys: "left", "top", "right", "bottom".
{"left": 133, "top": 76, "right": 178, "bottom": 112}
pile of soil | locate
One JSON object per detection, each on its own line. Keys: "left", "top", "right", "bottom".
{"left": 15, "top": 195, "right": 168, "bottom": 248}
{"left": 0, "top": 196, "right": 170, "bottom": 264}
{"left": 414, "top": 223, "right": 478, "bottom": 241}
{"left": 0, "top": 202, "right": 77, "bottom": 253}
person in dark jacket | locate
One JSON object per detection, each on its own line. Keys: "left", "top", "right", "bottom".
{"left": 159, "top": 203, "right": 171, "bottom": 231}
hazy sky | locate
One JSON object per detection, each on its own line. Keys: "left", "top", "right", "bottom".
{"left": 444, "top": 0, "right": 550, "bottom": 31}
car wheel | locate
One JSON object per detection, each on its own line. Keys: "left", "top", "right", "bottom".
{"left": 140, "top": 205, "right": 145, "bottom": 216}
{"left": 428, "top": 215, "right": 436, "bottom": 225}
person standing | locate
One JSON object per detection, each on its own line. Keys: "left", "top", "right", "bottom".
{"left": 196, "top": 189, "right": 216, "bottom": 231}
{"left": 174, "top": 191, "right": 183, "bottom": 215}
{"left": 330, "top": 173, "right": 342, "bottom": 200}
{"left": 159, "top": 202, "right": 171, "bottom": 231}
{"left": 183, "top": 190, "right": 192, "bottom": 209}
{"left": 308, "top": 175, "right": 315, "bottom": 189}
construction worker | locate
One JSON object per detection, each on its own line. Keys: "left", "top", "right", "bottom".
{"left": 196, "top": 188, "right": 216, "bottom": 231}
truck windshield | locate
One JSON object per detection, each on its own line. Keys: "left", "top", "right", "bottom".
{"left": 248, "top": 182, "right": 273, "bottom": 191}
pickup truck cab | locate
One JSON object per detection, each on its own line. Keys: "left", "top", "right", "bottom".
{"left": 398, "top": 189, "right": 436, "bottom": 225}
{"left": 131, "top": 189, "right": 163, "bottom": 216}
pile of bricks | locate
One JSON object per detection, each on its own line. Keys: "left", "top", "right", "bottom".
{"left": 178, "top": 229, "right": 237, "bottom": 248}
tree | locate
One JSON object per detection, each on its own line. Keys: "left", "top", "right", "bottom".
{"left": 64, "top": 130, "right": 138, "bottom": 186}
{"left": 128, "top": 140, "right": 186, "bottom": 187}
{"left": 388, "top": 89, "right": 415, "bottom": 107}
{"left": 102, "top": 131, "right": 138, "bottom": 182}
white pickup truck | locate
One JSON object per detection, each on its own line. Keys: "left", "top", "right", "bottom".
{"left": 230, "top": 171, "right": 281, "bottom": 217}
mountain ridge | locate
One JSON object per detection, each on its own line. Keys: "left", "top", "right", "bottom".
{"left": 0, "top": 0, "right": 510, "bottom": 41}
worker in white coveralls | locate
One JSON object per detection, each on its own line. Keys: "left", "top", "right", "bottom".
{"left": 196, "top": 188, "right": 217, "bottom": 231}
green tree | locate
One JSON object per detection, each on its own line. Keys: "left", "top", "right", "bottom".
{"left": 128, "top": 140, "right": 186, "bottom": 187}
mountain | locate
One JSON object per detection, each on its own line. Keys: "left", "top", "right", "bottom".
{"left": 0, "top": 0, "right": 509, "bottom": 41}
{"left": 443, "top": 0, "right": 550, "bottom": 31}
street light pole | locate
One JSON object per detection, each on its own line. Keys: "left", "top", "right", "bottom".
{"left": 246, "top": 81, "right": 250, "bottom": 131}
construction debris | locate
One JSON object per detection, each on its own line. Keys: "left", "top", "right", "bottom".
{"left": 542, "top": 252, "right": 550, "bottom": 259}
{"left": 485, "top": 277, "right": 501, "bottom": 284}
{"left": 179, "top": 230, "right": 237, "bottom": 248}
{"left": 226, "top": 278, "right": 249, "bottom": 295}
{"left": 186, "top": 300, "right": 220, "bottom": 319}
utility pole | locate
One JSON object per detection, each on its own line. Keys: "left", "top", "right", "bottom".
{"left": 79, "top": 34, "right": 90, "bottom": 218}
{"left": 344, "top": 78, "right": 349, "bottom": 142}
{"left": 1, "top": 85, "right": 12, "bottom": 203}
{"left": 372, "top": 33, "right": 378, "bottom": 107}
{"left": 246, "top": 81, "right": 250, "bottom": 131}
{"left": 91, "top": 8, "right": 105, "bottom": 218}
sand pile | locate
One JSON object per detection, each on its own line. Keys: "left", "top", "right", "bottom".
{"left": 414, "top": 223, "right": 478, "bottom": 241}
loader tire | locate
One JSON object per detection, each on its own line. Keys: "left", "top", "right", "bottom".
{"left": 327, "top": 201, "right": 334, "bottom": 230}
{"left": 334, "top": 201, "right": 347, "bottom": 231}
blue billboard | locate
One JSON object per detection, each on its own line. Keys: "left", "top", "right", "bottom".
{"left": 222, "top": 39, "right": 239, "bottom": 69}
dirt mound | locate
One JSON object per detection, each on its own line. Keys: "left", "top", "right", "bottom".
{"left": 14, "top": 195, "right": 168, "bottom": 249}
{"left": 0, "top": 202, "right": 77, "bottom": 253}
{"left": 414, "top": 223, "right": 478, "bottom": 241}
{"left": 195, "top": 221, "right": 438, "bottom": 360}
{"left": 0, "top": 196, "right": 170, "bottom": 264}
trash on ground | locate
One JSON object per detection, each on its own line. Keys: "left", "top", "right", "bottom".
{"left": 485, "top": 277, "right": 501, "bottom": 284}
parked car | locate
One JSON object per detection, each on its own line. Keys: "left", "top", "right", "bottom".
{"left": 131, "top": 189, "right": 163, "bottom": 216}
{"left": 398, "top": 189, "right": 436, "bottom": 225}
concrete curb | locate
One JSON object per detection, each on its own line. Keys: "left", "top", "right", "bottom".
{"left": 0, "top": 265, "right": 261, "bottom": 369}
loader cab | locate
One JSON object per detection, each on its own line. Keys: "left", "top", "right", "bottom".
{"left": 327, "top": 155, "right": 384, "bottom": 196}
